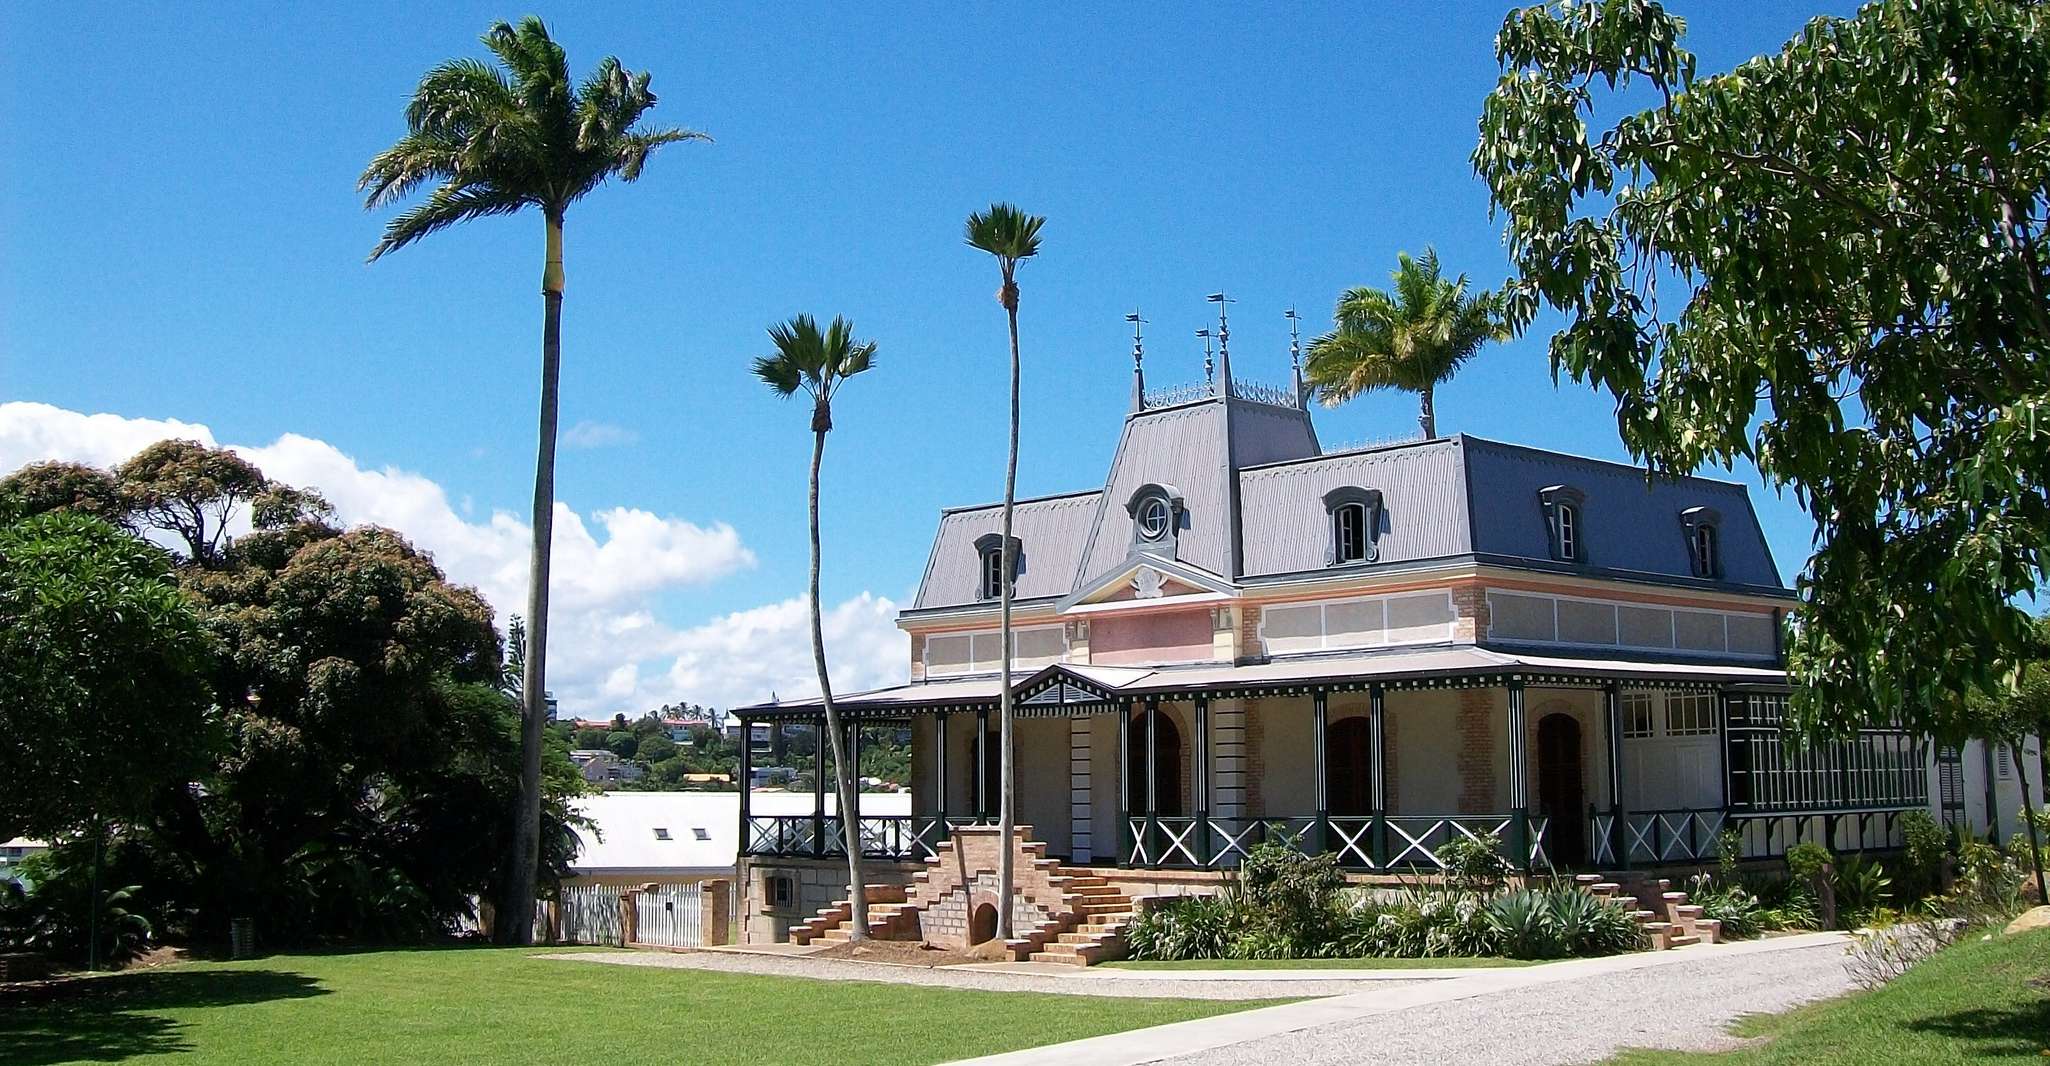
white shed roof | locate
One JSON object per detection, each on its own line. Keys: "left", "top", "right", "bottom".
{"left": 567, "top": 791, "right": 912, "bottom": 876}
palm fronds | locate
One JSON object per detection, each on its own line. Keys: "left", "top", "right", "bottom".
{"left": 360, "top": 16, "right": 707, "bottom": 261}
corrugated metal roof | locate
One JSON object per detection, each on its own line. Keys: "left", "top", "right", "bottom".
{"left": 736, "top": 649, "right": 1786, "bottom": 718}
{"left": 1461, "top": 437, "right": 1781, "bottom": 587}
{"left": 913, "top": 490, "right": 1101, "bottom": 608}
{"left": 908, "top": 405, "right": 1787, "bottom": 612}
{"left": 567, "top": 791, "right": 911, "bottom": 875}
{"left": 1072, "top": 401, "right": 1236, "bottom": 584}
{"left": 1238, "top": 438, "right": 1473, "bottom": 577}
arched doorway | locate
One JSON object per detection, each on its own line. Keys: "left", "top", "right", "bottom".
{"left": 1126, "top": 709, "right": 1184, "bottom": 815}
{"left": 969, "top": 901, "right": 998, "bottom": 945}
{"left": 1537, "top": 713, "right": 1586, "bottom": 866}
{"left": 1326, "top": 717, "right": 1374, "bottom": 815}
{"left": 972, "top": 728, "right": 1002, "bottom": 817}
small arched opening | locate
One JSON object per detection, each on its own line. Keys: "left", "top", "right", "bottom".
{"left": 969, "top": 901, "right": 999, "bottom": 946}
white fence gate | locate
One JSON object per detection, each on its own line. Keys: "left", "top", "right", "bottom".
{"left": 556, "top": 883, "right": 627, "bottom": 945}
{"left": 633, "top": 884, "right": 707, "bottom": 948}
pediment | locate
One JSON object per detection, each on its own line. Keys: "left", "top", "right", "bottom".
{"left": 1057, "top": 552, "right": 1238, "bottom": 613}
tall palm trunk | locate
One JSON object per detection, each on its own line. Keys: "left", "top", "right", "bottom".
{"left": 996, "top": 276, "right": 1020, "bottom": 942}
{"left": 809, "top": 400, "right": 867, "bottom": 938}
{"left": 2016, "top": 737, "right": 2045, "bottom": 905}
{"left": 1418, "top": 382, "right": 1437, "bottom": 440}
{"left": 507, "top": 209, "right": 565, "bottom": 946}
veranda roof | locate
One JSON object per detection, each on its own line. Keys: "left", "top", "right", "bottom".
{"left": 734, "top": 646, "right": 1786, "bottom": 721}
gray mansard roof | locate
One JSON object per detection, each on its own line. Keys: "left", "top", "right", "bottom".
{"left": 910, "top": 388, "right": 1785, "bottom": 613}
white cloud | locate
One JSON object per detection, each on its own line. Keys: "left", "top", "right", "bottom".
{"left": 561, "top": 420, "right": 639, "bottom": 448}
{"left": 0, "top": 401, "right": 908, "bottom": 715}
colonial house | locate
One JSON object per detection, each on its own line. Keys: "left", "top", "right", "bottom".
{"left": 733, "top": 344, "right": 2044, "bottom": 950}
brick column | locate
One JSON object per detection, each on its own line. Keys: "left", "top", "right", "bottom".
{"left": 1069, "top": 715, "right": 1093, "bottom": 862}
{"left": 1213, "top": 700, "right": 1247, "bottom": 822}
{"left": 1457, "top": 689, "right": 1498, "bottom": 814}
{"left": 701, "top": 878, "right": 732, "bottom": 946}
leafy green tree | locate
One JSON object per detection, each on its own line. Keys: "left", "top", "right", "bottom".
{"left": 115, "top": 440, "right": 332, "bottom": 566}
{"left": 573, "top": 727, "right": 610, "bottom": 750}
{"left": 636, "top": 734, "right": 679, "bottom": 765}
{"left": 753, "top": 313, "right": 878, "bottom": 939}
{"left": 0, "top": 511, "right": 215, "bottom": 970}
{"left": 361, "top": 17, "right": 707, "bottom": 943}
{"left": 0, "top": 512, "right": 214, "bottom": 842}
{"left": 0, "top": 461, "right": 124, "bottom": 523}
{"left": 1473, "top": 0, "right": 2050, "bottom": 738}
{"left": 605, "top": 731, "right": 639, "bottom": 758}
{"left": 965, "top": 203, "right": 1044, "bottom": 943}
{"left": 1304, "top": 248, "right": 1506, "bottom": 439}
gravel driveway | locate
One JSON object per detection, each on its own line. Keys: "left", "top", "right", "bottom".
{"left": 1161, "top": 939, "right": 1855, "bottom": 1065}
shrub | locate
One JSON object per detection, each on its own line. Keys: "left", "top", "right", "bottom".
{"left": 1236, "top": 837, "right": 1346, "bottom": 956}
{"left": 1541, "top": 883, "right": 1641, "bottom": 955}
{"left": 1897, "top": 810, "right": 1949, "bottom": 900}
{"left": 1786, "top": 841, "right": 1832, "bottom": 882}
{"left": 1124, "top": 893, "right": 1239, "bottom": 961}
{"left": 1833, "top": 855, "right": 1893, "bottom": 926}
{"left": 1439, "top": 832, "right": 1512, "bottom": 896}
{"left": 0, "top": 854, "right": 156, "bottom": 966}
{"left": 1755, "top": 878, "right": 1822, "bottom": 930}
{"left": 1486, "top": 889, "right": 1565, "bottom": 960}
{"left": 1955, "top": 838, "right": 2025, "bottom": 914}
{"left": 1692, "top": 881, "right": 1764, "bottom": 940}
{"left": 1714, "top": 828, "right": 1744, "bottom": 883}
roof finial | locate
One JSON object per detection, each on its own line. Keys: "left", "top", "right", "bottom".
{"left": 1196, "top": 328, "right": 1216, "bottom": 388}
{"left": 1286, "top": 307, "right": 1307, "bottom": 407}
{"left": 1126, "top": 309, "right": 1147, "bottom": 412}
{"left": 1208, "top": 293, "right": 1234, "bottom": 392}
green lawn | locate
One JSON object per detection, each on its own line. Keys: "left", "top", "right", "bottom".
{"left": 0, "top": 946, "right": 1271, "bottom": 1066}
{"left": 1103, "top": 955, "right": 1539, "bottom": 971}
{"left": 1610, "top": 928, "right": 2050, "bottom": 1065}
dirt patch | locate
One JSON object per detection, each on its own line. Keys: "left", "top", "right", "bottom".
{"left": 810, "top": 939, "right": 992, "bottom": 967}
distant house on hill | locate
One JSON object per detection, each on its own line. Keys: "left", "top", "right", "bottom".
{"left": 0, "top": 839, "right": 48, "bottom": 888}
{"left": 569, "top": 749, "right": 643, "bottom": 787}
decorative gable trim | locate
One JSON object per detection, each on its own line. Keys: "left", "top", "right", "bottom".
{"left": 1055, "top": 552, "right": 1240, "bottom": 614}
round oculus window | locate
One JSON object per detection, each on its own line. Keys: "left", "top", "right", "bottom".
{"left": 1137, "top": 497, "right": 1171, "bottom": 540}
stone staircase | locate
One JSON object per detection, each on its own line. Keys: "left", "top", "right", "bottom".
{"left": 1024, "top": 870, "right": 1136, "bottom": 966}
{"left": 790, "top": 883, "right": 910, "bottom": 946}
{"left": 786, "top": 826, "right": 1136, "bottom": 965}
{"left": 1576, "top": 873, "right": 1721, "bottom": 949}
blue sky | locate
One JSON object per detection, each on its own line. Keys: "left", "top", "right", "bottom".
{"left": 1, "top": 2, "right": 1854, "bottom": 713}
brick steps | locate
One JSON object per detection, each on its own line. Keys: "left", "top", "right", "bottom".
{"left": 1583, "top": 874, "right": 1720, "bottom": 950}
{"left": 788, "top": 827, "right": 1134, "bottom": 964}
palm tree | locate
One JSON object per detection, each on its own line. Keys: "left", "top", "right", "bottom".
{"left": 964, "top": 203, "right": 1044, "bottom": 944}
{"left": 753, "top": 314, "right": 877, "bottom": 940}
{"left": 360, "top": 17, "right": 706, "bottom": 944}
{"left": 1304, "top": 248, "right": 1505, "bottom": 439}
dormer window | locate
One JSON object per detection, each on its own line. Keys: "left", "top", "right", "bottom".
{"left": 1123, "top": 484, "right": 1185, "bottom": 553}
{"left": 1679, "top": 506, "right": 1721, "bottom": 578}
{"left": 1538, "top": 485, "right": 1588, "bottom": 563}
{"left": 974, "top": 532, "right": 1020, "bottom": 599}
{"left": 1690, "top": 522, "right": 1718, "bottom": 577}
{"left": 1137, "top": 496, "right": 1172, "bottom": 541}
{"left": 1334, "top": 503, "right": 1370, "bottom": 563}
{"left": 1322, "top": 487, "right": 1382, "bottom": 566}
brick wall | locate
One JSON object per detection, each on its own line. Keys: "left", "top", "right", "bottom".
{"left": 1456, "top": 689, "right": 1497, "bottom": 814}
{"left": 1450, "top": 583, "right": 1491, "bottom": 643}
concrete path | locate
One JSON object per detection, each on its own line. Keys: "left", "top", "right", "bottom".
{"left": 947, "top": 933, "right": 1854, "bottom": 1066}
{"left": 538, "top": 948, "right": 1429, "bottom": 1001}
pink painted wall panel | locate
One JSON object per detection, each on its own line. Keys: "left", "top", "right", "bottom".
{"left": 1091, "top": 610, "right": 1213, "bottom": 666}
